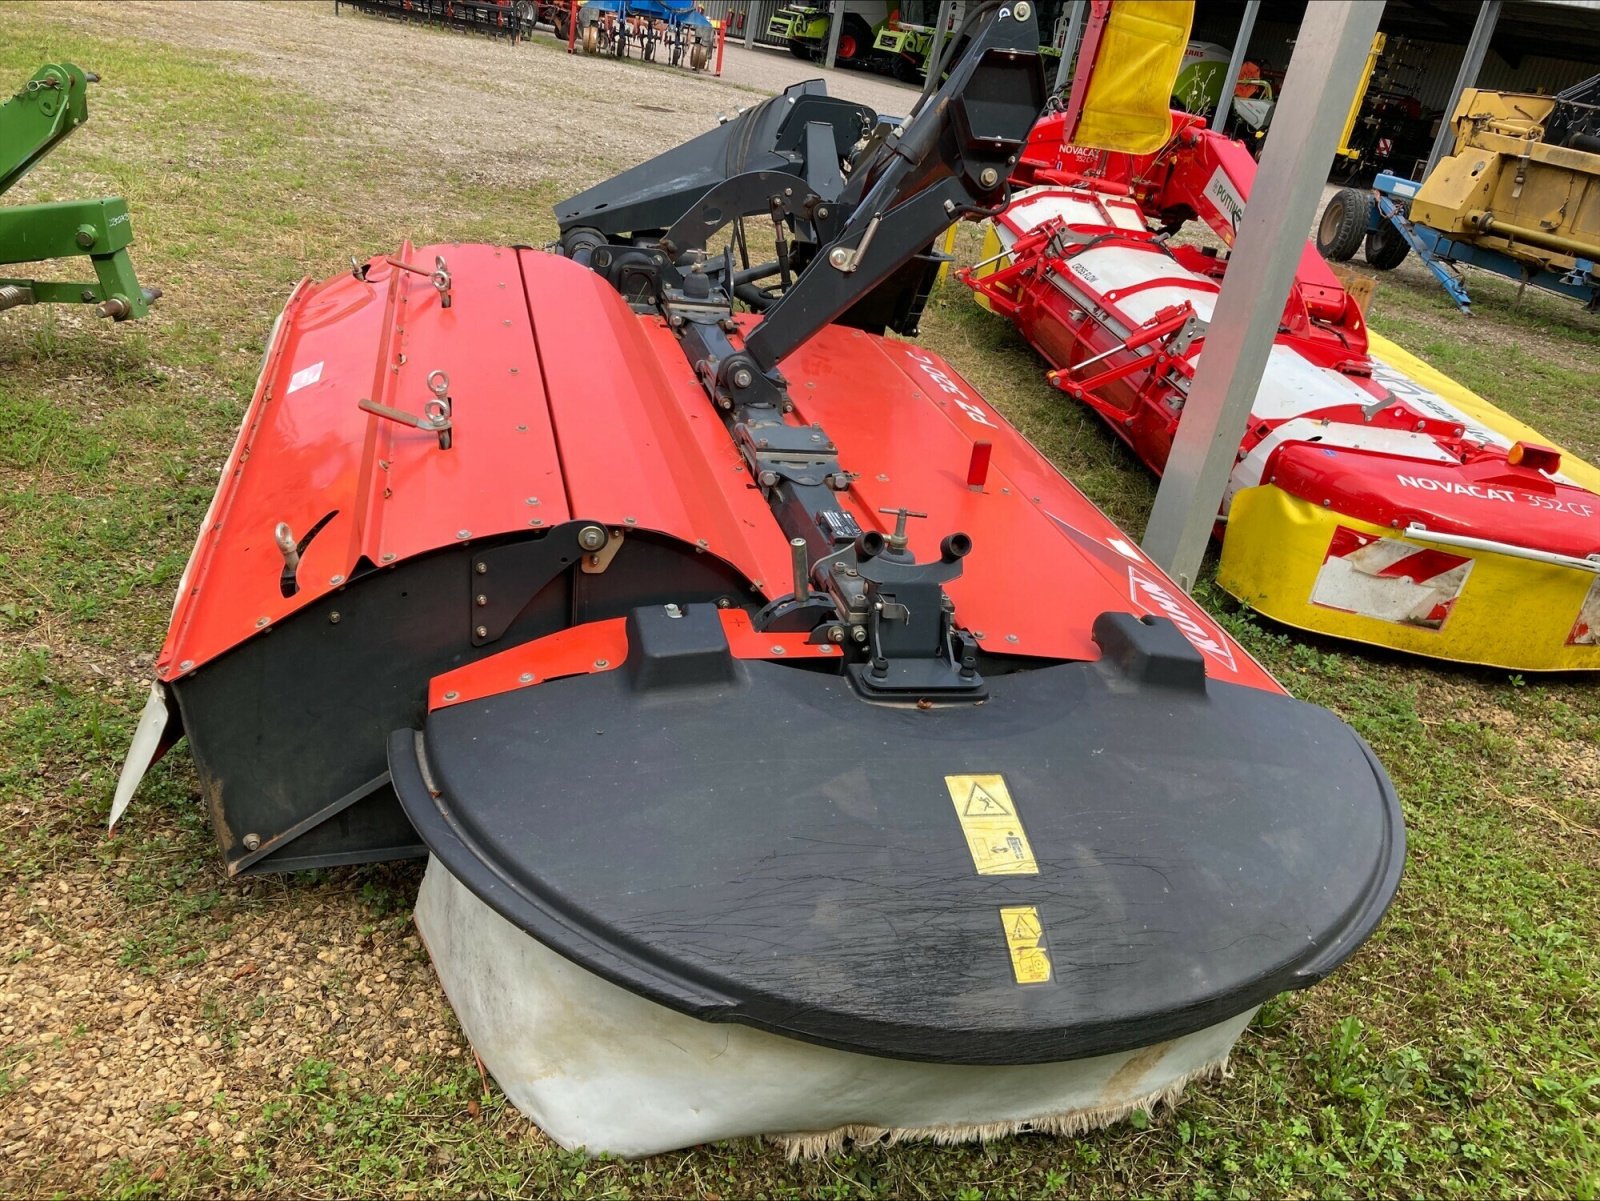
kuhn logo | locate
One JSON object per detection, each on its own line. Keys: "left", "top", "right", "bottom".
{"left": 907, "top": 349, "right": 996, "bottom": 427}
{"left": 1127, "top": 566, "right": 1237, "bottom": 671}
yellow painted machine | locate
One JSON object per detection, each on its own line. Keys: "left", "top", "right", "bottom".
{"left": 1319, "top": 71, "right": 1600, "bottom": 312}
{"left": 1414, "top": 83, "right": 1600, "bottom": 276}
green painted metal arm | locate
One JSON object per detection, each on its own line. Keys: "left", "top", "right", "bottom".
{"left": 0, "top": 63, "right": 159, "bottom": 320}
{"left": 1, "top": 63, "right": 94, "bottom": 199}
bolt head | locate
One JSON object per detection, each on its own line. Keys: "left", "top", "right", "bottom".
{"left": 443, "top": 690, "right": 459, "bottom": 701}
{"left": 979, "top": 167, "right": 1000, "bottom": 188}
{"left": 475, "top": 625, "right": 489, "bottom": 638}
{"left": 577, "top": 525, "right": 608, "bottom": 551}
{"left": 475, "top": 561, "right": 489, "bottom": 573}
{"left": 771, "top": 645, "right": 787, "bottom": 655}
{"left": 829, "top": 247, "right": 851, "bottom": 268}
{"left": 242, "top": 833, "right": 261, "bottom": 851}
{"left": 329, "top": 611, "right": 341, "bottom": 624}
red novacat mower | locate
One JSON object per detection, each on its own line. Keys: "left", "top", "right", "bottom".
{"left": 115, "top": 5, "right": 1403, "bottom": 1157}
{"left": 962, "top": 109, "right": 1600, "bottom": 671}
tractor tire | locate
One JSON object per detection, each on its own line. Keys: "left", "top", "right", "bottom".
{"left": 1317, "top": 188, "right": 1371, "bottom": 262}
{"left": 1364, "top": 221, "right": 1410, "bottom": 270}
{"left": 551, "top": 7, "right": 569, "bottom": 41}
{"left": 689, "top": 42, "right": 709, "bottom": 71}
{"left": 581, "top": 23, "right": 597, "bottom": 53}
{"left": 836, "top": 13, "right": 873, "bottom": 63}
{"left": 890, "top": 53, "right": 922, "bottom": 83}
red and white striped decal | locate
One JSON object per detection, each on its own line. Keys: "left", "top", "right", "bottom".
{"left": 1570, "top": 578, "right": 1600, "bottom": 646}
{"left": 1310, "top": 527, "right": 1473, "bottom": 631}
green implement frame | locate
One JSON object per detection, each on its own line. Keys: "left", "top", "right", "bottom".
{"left": 1, "top": 62, "right": 158, "bottom": 321}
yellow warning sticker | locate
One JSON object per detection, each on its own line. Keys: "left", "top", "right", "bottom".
{"left": 945, "top": 773, "right": 1037, "bottom": 876}
{"left": 999, "top": 905, "right": 1052, "bottom": 985}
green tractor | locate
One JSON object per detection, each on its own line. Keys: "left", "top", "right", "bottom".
{"left": 767, "top": 2, "right": 890, "bottom": 67}
{"left": 874, "top": 4, "right": 1063, "bottom": 84}
{"left": 1, "top": 63, "right": 158, "bottom": 321}
{"left": 873, "top": 10, "right": 951, "bottom": 81}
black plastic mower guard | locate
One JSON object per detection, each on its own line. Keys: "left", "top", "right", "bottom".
{"left": 388, "top": 606, "right": 1403, "bottom": 1066}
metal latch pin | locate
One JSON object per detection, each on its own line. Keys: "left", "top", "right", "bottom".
{"left": 384, "top": 254, "right": 453, "bottom": 308}
{"left": 358, "top": 369, "right": 453, "bottom": 449}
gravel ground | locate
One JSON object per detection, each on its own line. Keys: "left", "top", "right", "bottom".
{"left": 23, "top": 0, "right": 918, "bottom": 197}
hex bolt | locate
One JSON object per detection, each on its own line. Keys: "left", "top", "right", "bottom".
{"left": 329, "top": 611, "right": 341, "bottom": 624}
{"left": 242, "top": 833, "right": 261, "bottom": 851}
{"left": 474, "top": 625, "right": 488, "bottom": 639}
{"left": 475, "top": 561, "right": 488, "bottom": 574}
{"left": 577, "top": 524, "right": 608, "bottom": 551}
{"left": 476, "top": 594, "right": 488, "bottom": 607}
{"left": 979, "top": 167, "right": 999, "bottom": 188}
{"left": 732, "top": 367, "right": 753, "bottom": 390}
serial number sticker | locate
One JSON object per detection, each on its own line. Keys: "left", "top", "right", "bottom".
{"left": 945, "top": 773, "right": 1037, "bottom": 876}
{"left": 999, "top": 905, "right": 1052, "bottom": 985}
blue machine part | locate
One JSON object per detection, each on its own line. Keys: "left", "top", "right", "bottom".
{"left": 583, "top": 0, "right": 710, "bottom": 25}
{"left": 1371, "top": 172, "right": 1600, "bottom": 315}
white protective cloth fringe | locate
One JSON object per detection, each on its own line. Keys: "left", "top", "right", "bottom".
{"left": 775, "top": 1055, "right": 1232, "bottom": 1159}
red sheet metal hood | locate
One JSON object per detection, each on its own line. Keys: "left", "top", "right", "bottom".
{"left": 156, "top": 244, "right": 1276, "bottom": 693}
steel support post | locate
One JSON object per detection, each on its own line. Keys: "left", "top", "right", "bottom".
{"left": 824, "top": 0, "right": 845, "bottom": 69}
{"left": 743, "top": 0, "right": 756, "bottom": 48}
{"left": 1052, "top": 0, "right": 1086, "bottom": 92}
{"left": 935, "top": 1, "right": 955, "bottom": 69}
{"left": 1140, "top": 0, "right": 1387, "bottom": 590}
{"left": 1212, "top": 0, "right": 1260, "bottom": 130}
{"left": 1423, "top": 0, "right": 1500, "bottom": 179}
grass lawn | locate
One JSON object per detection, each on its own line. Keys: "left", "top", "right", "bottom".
{"left": 1, "top": 5, "right": 1596, "bottom": 1198}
